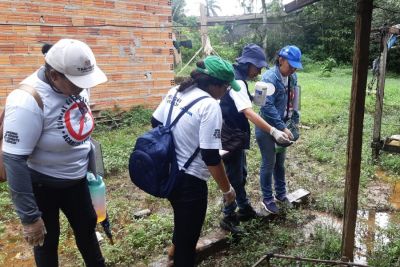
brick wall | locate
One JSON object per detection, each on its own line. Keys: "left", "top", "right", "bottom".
{"left": 0, "top": 0, "right": 174, "bottom": 111}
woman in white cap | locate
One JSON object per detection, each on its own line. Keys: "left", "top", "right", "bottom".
{"left": 256, "top": 45, "right": 303, "bottom": 215}
{"left": 2, "top": 39, "right": 107, "bottom": 266}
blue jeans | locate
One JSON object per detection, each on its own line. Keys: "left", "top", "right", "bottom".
{"left": 222, "top": 149, "right": 250, "bottom": 215}
{"left": 255, "top": 127, "right": 287, "bottom": 202}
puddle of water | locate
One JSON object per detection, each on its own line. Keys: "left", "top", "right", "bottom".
{"left": 375, "top": 168, "right": 400, "bottom": 210}
{"left": 390, "top": 182, "right": 400, "bottom": 210}
{"left": 303, "top": 210, "right": 399, "bottom": 265}
{"left": 354, "top": 210, "right": 398, "bottom": 264}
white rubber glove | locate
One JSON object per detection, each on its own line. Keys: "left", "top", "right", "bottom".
{"left": 23, "top": 217, "right": 47, "bottom": 247}
{"left": 284, "top": 128, "right": 295, "bottom": 140}
{"left": 270, "top": 127, "right": 291, "bottom": 144}
{"left": 222, "top": 185, "right": 236, "bottom": 205}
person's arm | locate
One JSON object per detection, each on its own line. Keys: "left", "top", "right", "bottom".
{"left": 201, "top": 149, "right": 235, "bottom": 204}
{"left": 243, "top": 108, "right": 272, "bottom": 133}
{"left": 207, "top": 162, "right": 235, "bottom": 204}
{"left": 3, "top": 153, "right": 41, "bottom": 224}
{"left": 2, "top": 90, "right": 46, "bottom": 246}
{"left": 3, "top": 153, "right": 46, "bottom": 247}
{"left": 261, "top": 95, "right": 286, "bottom": 130}
{"left": 242, "top": 108, "right": 290, "bottom": 143}
{"left": 151, "top": 116, "right": 162, "bottom": 128}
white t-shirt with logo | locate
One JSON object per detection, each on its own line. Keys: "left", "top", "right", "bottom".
{"left": 152, "top": 86, "right": 222, "bottom": 181}
{"left": 3, "top": 67, "right": 94, "bottom": 179}
{"left": 228, "top": 80, "right": 252, "bottom": 112}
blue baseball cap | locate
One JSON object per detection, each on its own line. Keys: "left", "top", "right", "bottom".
{"left": 236, "top": 43, "right": 268, "bottom": 69}
{"left": 278, "top": 45, "right": 303, "bottom": 69}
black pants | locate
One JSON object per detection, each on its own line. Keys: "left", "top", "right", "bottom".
{"left": 32, "top": 176, "right": 105, "bottom": 267}
{"left": 169, "top": 173, "right": 208, "bottom": 267}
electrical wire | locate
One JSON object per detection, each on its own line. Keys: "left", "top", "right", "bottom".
{"left": 0, "top": 20, "right": 292, "bottom": 29}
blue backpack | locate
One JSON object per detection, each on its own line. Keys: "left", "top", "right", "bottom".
{"left": 129, "top": 92, "right": 208, "bottom": 198}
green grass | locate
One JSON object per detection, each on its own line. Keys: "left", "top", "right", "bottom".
{"left": 1, "top": 64, "right": 399, "bottom": 266}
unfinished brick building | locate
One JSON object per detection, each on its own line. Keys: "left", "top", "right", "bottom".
{"left": 0, "top": 0, "right": 174, "bottom": 111}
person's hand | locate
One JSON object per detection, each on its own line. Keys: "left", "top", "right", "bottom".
{"left": 270, "top": 127, "right": 290, "bottom": 144}
{"left": 283, "top": 128, "right": 294, "bottom": 140}
{"left": 223, "top": 185, "right": 236, "bottom": 205}
{"left": 23, "top": 217, "right": 47, "bottom": 247}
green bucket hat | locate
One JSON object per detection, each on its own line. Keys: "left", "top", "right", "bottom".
{"left": 196, "top": 56, "right": 241, "bottom": 91}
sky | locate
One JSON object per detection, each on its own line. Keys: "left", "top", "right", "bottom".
{"left": 185, "top": 0, "right": 293, "bottom": 16}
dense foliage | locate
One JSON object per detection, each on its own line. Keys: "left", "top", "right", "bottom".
{"left": 173, "top": 0, "right": 400, "bottom": 73}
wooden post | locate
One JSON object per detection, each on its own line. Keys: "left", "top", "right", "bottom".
{"left": 261, "top": 0, "right": 268, "bottom": 50}
{"left": 341, "top": 0, "right": 373, "bottom": 262}
{"left": 371, "top": 29, "right": 389, "bottom": 160}
{"left": 200, "top": 3, "right": 208, "bottom": 53}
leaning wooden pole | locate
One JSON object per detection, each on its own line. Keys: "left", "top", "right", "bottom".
{"left": 371, "top": 29, "right": 389, "bottom": 160}
{"left": 341, "top": 0, "right": 373, "bottom": 262}
{"left": 200, "top": 3, "right": 208, "bottom": 55}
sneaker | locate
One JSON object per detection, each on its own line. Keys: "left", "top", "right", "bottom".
{"left": 275, "top": 196, "right": 293, "bottom": 209}
{"left": 220, "top": 214, "right": 242, "bottom": 235}
{"left": 237, "top": 205, "right": 258, "bottom": 221}
{"left": 261, "top": 199, "right": 280, "bottom": 214}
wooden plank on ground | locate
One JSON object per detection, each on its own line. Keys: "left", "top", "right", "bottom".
{"left": 149, "top": 188, "right": 311, "bottom": 266}
{"left": 197, "top": 188, "right": 310, "bottom": 259}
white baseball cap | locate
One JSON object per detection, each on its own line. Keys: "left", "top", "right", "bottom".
{"left": 45, "top": 39, "right": 107, "bottom": 88}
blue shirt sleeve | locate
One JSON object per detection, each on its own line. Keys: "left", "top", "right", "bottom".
{"left": 260, "top": 72, "right": 286, "bottom": 130}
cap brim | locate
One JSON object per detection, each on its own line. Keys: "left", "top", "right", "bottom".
{"left": 65, "top": 66, "right": 107, "bottom": 89}
{"left": 288, "top": 60, "right": 303, "bottom": 69}
{"left": 230, "top": 80, "right": 241, "bottom": 92}
{"left": 254, "top": 60, "right": 269, "bottom": 69}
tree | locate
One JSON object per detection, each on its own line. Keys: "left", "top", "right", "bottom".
{"left": 261, "top": 0, "right": 268, "bottom": 50}
{"left": 205, "top": 0, "right": 221, "bottom": 17}
{"left": 239, "top": 0, "right": 255, "bottom": 14}
{"left": 172, "top": 0, "right": 186, "bottom": 24}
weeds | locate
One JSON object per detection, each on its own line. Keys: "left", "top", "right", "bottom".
{"left": 368, "top": 215, "right": 400, "bottom": 266}
{"left": 1, "top": 65, "right": 399, "bottom": 266}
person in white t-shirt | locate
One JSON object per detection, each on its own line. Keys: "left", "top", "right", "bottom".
{"left": 219, "top": 44, "right": 290, "bottom": 234}
{"left": 2, "top": 39, "right": 107, "bottom": 266}
{"left": 152, "top": 56, "right": 238, "bottom": 267}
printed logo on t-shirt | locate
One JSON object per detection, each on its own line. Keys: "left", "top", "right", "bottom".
{"left": 4, "top": 131, "right": 20, "bottom": 144}
{"left": 166, "top": 94, "right": 182, "bottom": 106}
{"left": 212, "top": 129, "right": 221, "bottom": 139}
{"left": 56, "top": 95, "right": 94, "bottom": 146}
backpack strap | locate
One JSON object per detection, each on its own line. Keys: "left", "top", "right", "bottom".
{"left": 181, "top": 147, "right": 200, "bottom": 171}
{"left": 168, "top": 95, "right": 209, "bottom": 128}
{"left": 164, "top": 93, "right": 209, "bottom": 172}
{"left": 17, "top": 84, "right": 44, "bottom": 110}
{"left": 0, "top": 84, "right": 43, "bottom": 141}
{"left": 165, "top": 91, "right": 179, "bottom": 127}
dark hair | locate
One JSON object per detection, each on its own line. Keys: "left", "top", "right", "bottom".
{"left": 178, "top": 60, "right": 227, "bottom": 93}
{"left": 41, "top": 43, "right": 53, "bottom": 55}
{"left": 41, "top": 43, "right": 66, "bottom": 77}
{"left": 274, "top": 49, "right": 282, "bottom": 66}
